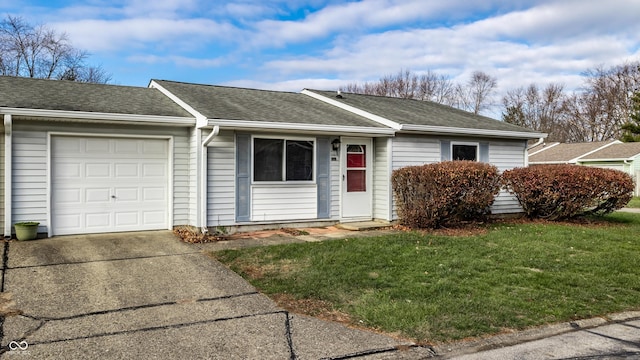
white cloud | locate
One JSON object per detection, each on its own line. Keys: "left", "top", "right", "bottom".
{"left": 259, "top": 0, "right": 640, "bottom": 95}
{"left": 51, "top": 17, "right": 238, "bottom": 52}
{"left": 222, "top": 77, "right": 348, "bottom": 92}
{"left": 128, "top": 54, "right": 226, "bottom": 68}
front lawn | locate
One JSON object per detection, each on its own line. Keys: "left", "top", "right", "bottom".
{"left": 212, "top": 213, "right": 640, "bottom": 343}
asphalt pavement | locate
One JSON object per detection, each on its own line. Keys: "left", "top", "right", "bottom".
{"left": 1, "top": 223, "right": 639, "bottom": 359}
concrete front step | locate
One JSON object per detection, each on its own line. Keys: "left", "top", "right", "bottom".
{"left": 335, "top": 221, "right": 391, "bottom": 231}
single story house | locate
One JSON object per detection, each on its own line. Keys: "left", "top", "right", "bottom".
{"left": 527, "top": 140, "right": 620, "bottom": 165}
{"left": 1, "top": 76, "right": 545, "bottom": 237}
{"left": 576, "top": 142, "right": 640, "bottom": 196}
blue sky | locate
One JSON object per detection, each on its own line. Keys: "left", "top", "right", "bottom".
{"left": 2, "top": 0, "right": 640, "bottom": 100}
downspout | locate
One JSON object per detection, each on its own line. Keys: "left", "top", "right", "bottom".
{"left": 527, "top": 137, "right": 545, "bottom": 150}
{"left": 4, "top": 114, "right": 11, "bottom": 239}
{"left": 200, "top": 125, "right": 220, "bottom": 234}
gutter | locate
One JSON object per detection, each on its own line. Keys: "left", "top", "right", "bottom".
{"left": 0, "top": 107, "right": 195, "bottom": 126}
{"left": 3, "top": 115, "right": 11, "bottom": 239}
{"left": 398, "top": 125, "right": 546, "bottom": 140}
{"left": 207, "top": 119, "right": 395, "bottom": 136}
{"left": 200, "top": 125, "right": 220, "bottom": 234}
{"left": 527, "top": 137, "right": 545, "bottom": 150}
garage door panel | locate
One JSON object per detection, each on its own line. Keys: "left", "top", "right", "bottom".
{"left": 86, "top": 138, "right": 110, "bottom": 153}
{"left": 143, "top": 211, "right": 166, "bottom": 225}
{"left": 143, "top": 187, "right": 166, "bottom": 201}
{"left": 143, "top": 163, "right": 167, "bottom": 177}
{"left": 115, "top": 163, "right": 138, "bottom": 177}
{"left": 55, "top": 214, "right": 82, "bottom": 232}
{"left": 54, "top": 163, "right": 81, "bottom": 178}
{"left": 115, "top": 212, "right": 138, "bottom": 226}
{"left": 143, "top": 140, "right": 167, "bottom": 154}
{"left": 52, "top": 136, "right": 169, "bottom": 235}
{"left": 53, "top": 137, "right": 81, "bottom": 153}
{"left": 86, "top": 213, "right": 111, "bottom": 228}
{"left": 86, "top": 188, "right": 111, "bottom": 203}
{"left": 114, "top": 139, "right": 139, "bottom": 154}
{"left": 56, "top": 189, "right": 81, "bottom": 204}
{"left": 115, "top": 188, "right": 139, "bottom": 201}
{"left": 86, "top": 163, "right": 112, "bottom": 178}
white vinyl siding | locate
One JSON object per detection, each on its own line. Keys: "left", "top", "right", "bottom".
{"left": 251, "top": 185, "right": 317, "bottom": 221}
{"left": 207, "top": 130, "right": 236, "bottom": 226}
{"left": 12, "top": 130, "right": 47, "bottom": 233}
{"left": 389, "top": 136, "right": 528, "bottom": 219}
{"left": 392, "top": 136, "right": 440, "bottom": 170}
{"left": 489, "top": 140, "right": 527, "bottom": 214}
{"left": 390, "top": 136, "right": 440, "bottom": 220}
{"left": 11, "top": 120, "right": 191, "bottom": 234}
{"left": 373, "top": 137, "right": 391, "bottom": 220}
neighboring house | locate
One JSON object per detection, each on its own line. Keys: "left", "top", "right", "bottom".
{"left": 1, "top": 76, "right": 545, "bottom": 237}
{"left": 528, "top": 140, "right": 621, "bottom": 165}
{"left": 576, "top": 142, "right": 640, "bottom": 196}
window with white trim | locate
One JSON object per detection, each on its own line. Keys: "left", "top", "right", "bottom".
{"left": 253, "top": 137, "right": 314, "bottom": 182}
{"left": 452, "top": 143, "right": 478, "bottom": 161}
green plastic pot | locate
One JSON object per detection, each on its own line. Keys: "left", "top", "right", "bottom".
{"left": 14, "top": 222, "right": 39, "bottom": 241}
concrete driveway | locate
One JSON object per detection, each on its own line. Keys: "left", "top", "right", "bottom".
{"left": 0, "top": 231, "right": 432, "bottom": 359}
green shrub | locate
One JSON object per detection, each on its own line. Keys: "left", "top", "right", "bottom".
{"left": 391, "top": 161, "right": 501, "bottom": 228}
{"left": 502, "top": 165, "right": 634, "bottom": 220}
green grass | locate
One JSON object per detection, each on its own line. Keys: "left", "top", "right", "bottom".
{"left": 627, "top": 197, "right": 640, "bottom": 208}
{"left": 212, "top": 212, "right": 640, "bottom": 343}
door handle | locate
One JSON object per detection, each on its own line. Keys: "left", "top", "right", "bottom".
{"left": 111, "top": 195, "right": 116, "bottom": 199}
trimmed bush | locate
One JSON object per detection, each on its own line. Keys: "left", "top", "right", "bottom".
{"left": 502, "top": 165, "right": 634, "bottom": 220}
{"left": 391, "top": 161, "right": 501, "bottom": 228}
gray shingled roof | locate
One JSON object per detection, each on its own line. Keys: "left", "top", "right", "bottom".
{"left": 528, "top": 140, "right": 618, "bottom": 163}
{"left": 307, "top": 90, "right": 539, "bottom": 134}
{"left": 0, "top": 76, "right": 192, "bottom": 118}
{"left": 153, "top": 80, "right": 387, "bottom": 128}
{"left": 579, "top": 142, "right": 640, "bottom": 160}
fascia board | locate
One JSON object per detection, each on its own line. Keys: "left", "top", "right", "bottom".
{"left": 0, "top": 107, "right": 195, "bottom": 126}
{"left": 528, "top": 161, "right": 571, "bottom": 165}
{"left": 578, "top": 157, "right": 634, "bottom": 162}
{"left": 528, "top": 142, "right": 560, "bottom": 156}
{"left": 149, "top": 80, "right": 208, "bottom": 127}
{"left": 207, "top": 118, "right": 395, "bottom": 136}
{"left": 300, "top": 89, "right": 401, "bottom": 130}
{"left": 399, "top": 124, "right": 547, "bottom": 139}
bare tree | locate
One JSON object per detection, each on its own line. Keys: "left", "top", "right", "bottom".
{"left": 454, "top": 71, "right": 498, "bottom": 115}
{"left": 558, "top": 62, "right": 640, "bottom": 142}
{"left": 340, "top": 69, "right": 455, "bottom": 105}
{"left": 502, "top": 83, "right": 568, "bottom": 141}
{"left": 0, "top": 15, "right": 110, "bottom": 83}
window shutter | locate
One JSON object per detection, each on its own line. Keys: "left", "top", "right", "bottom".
{"left": 479, "top": 142, "right": 489, "bottom": 163}
{"left": 440, "top": 140, "right": 451, "bottom": 161}
{"left": 236, "top": 133, "right": 251, "bottom": 222}
{"left": 316, "top": 137, "right": 331, "bottom": 219}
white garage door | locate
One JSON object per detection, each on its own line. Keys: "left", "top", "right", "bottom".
{"left": 51, "top": 136, "right": 169, "bottom": 236}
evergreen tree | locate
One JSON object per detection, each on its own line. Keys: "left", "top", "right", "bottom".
{"left": 621, "top": 91, "right": 640, "bottom": 142}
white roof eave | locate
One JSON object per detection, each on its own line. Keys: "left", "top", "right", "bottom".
{"left": 0, "top": 107, "right": 196, "bottom": 126}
